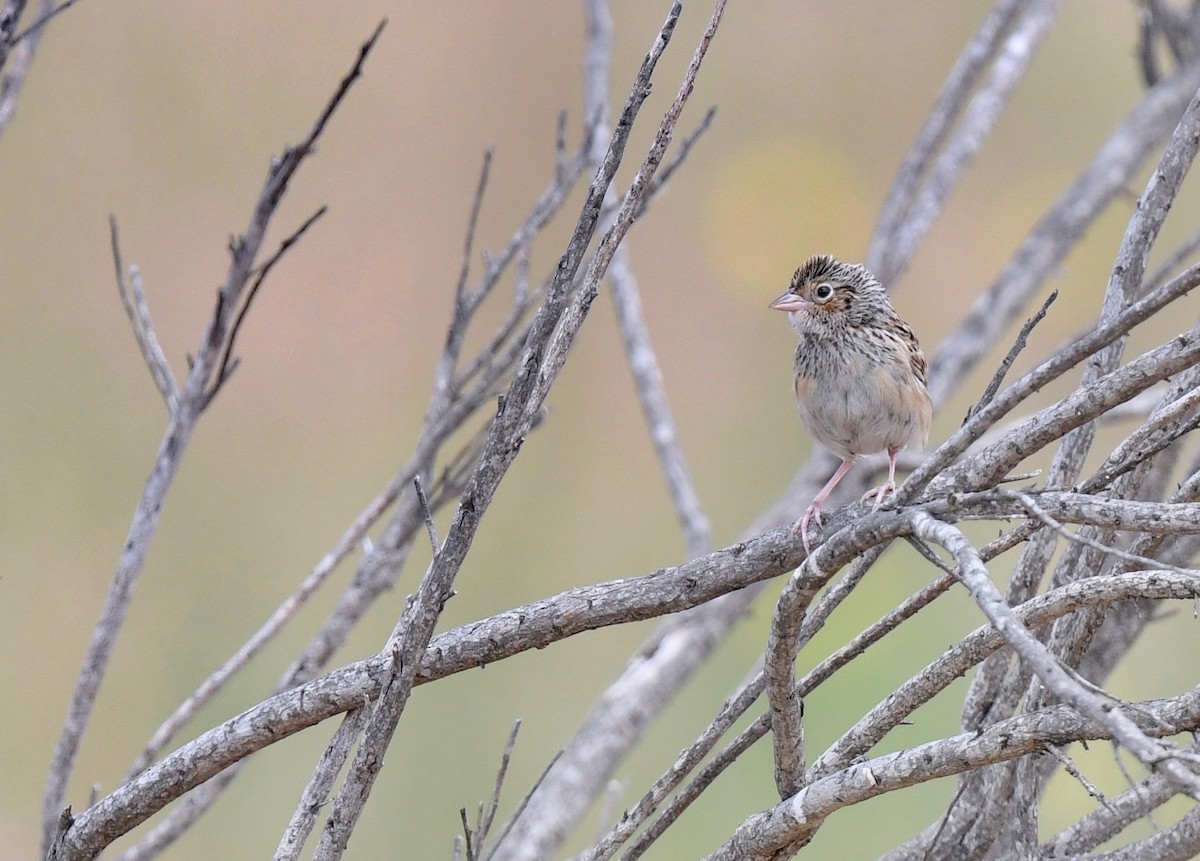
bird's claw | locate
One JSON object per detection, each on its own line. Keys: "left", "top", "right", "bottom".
{"left": 862, "top": 480, "right": 897, "bottom": 512}
{"left": 792, "top": 503, "right": 823, "bottom": 554}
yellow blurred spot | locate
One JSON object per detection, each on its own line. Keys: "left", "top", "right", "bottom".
{"left": 700, "top": 136, "right": 872, "bottom": 306}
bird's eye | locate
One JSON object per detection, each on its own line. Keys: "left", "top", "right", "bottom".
{"left": 813, "top": 283, "right": 834, "bottom": 302}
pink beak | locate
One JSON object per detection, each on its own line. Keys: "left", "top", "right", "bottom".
{"left": 770, "top": 291, "right": 807, "bottom": 312}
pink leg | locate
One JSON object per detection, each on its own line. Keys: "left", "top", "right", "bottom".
{"left": 862, "top": 446, "right": 900, "bottom": 511}
{"left": 793, "top": 457, "right": 855, "bottom": 553}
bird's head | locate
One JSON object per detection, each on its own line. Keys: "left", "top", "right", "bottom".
{"left": 770, "top": 254, "right": 886, "bottom": 331}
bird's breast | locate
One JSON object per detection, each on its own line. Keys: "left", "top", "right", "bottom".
{"left": 793, "top": 335, "right": 931, "bottom": 458}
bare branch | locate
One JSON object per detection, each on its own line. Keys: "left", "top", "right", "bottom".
{"left": 42, "top": 24, "right": 385, "bottom": 857}
{"left": 705, "top": 689, "right": 1200, "bottom": 861}
{"left": 966, "top": 288, "right": 1057, "bottom": 420}
{"left": 488, "top": 3, "right": 727, "bottom": 856}
{"left": 471, "top": 719, "right": 521, "bottom": 857}
{"left": 1042, "top": 741, "right": 1200, "bottom": 855}
{"left": 9, "top": 0, "right": 78, "bottom": 44}
{"left": 765, "top": 560, "right": 815, "bottom": 799}
{"left": 0, "top": 0, "right": 53, "bottom": 136}
{"left": 925, "top": 59, "right": 1200, "bottom": 406}
{"left": 876, "top": 0, "right": 1061, "bottom": 284}
{"left": 460, "top": 810, "right": 476, "bottom": 861}
{"left": 902, "top": 263, "right": 1200, "bottom": 502}
{"left": 413, "top": 475, "right": 440, "bottom": 554}
{"left": 199, "top": 20, "right": 384, "bottom": 405}
{"left": 909, "top": 514, "right": 1200, "bottom": 798}
{"left": 585, "top": 0, "right": 711, "bottom": 561}
{"left": 109, "top": 216, "right": 178, "bottom": 411}
{"left": 274, "top": 705, "right": 369, "bottom": 861}
{"left": 1006, "top": 489, "right": 1198, "bottom": 577}
{"left": 210, "top": 204, "right": 327, "bottom": 402}
{"left": 867, "top": 0, "right": 1026, "bottom": 279}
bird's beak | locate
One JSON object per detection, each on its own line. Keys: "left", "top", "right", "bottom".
{"left": 770, "top": 291, "right": 807, "bottom": 312}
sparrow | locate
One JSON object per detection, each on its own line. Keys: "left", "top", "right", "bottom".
{"left": 771, "top": 254, "right": 933, "bottom": 552}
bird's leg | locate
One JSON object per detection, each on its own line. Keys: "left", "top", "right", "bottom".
{"left": 794, "top": 456, "right": 856, "bottom": 553}
{"left": 862, "top": 446, "right": 900, "bottom": 511}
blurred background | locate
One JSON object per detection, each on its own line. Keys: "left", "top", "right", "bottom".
{"left": 3, "top": 1, "right": 1199, "bottom": 858}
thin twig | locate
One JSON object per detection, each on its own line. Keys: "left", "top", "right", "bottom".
{"left": 200, "top": 20, "right": 385, "bottom": 404}
{"left": 414, "top": 476, "right": 441, "bottom": 554}
{"left": 461, "top": 808, "right": 477, "bottom": 861}
{"left": 475, "top": 720, "right": 521, "bottom": 853}
{"left": 10, "top": 0, "right": 79, "bottom": 44}
{"left": 459, "top": 150, "right": 493, "bottom": 305}
{"left": 1045, "top": 743, "right": 1113, "bottom": 808}
{"left": 0, "top": 0, "right": 53, "bottom": 136}
{"left": 430, "top": 149, "right": 494, "bottom": 416}
{"left": 966, "top": 288, "right": 1057, "bottom": 420}
{"left": 486, "top": 750, "right": 564, "bottom": 861}
{"left": 1006, "top": 489, "right": 1199, "bottom": 577}
{"left": 210, "top": 205, "right": 328, "bottom": 402}
{"left": 110, "top": 216, "right": 178, "bottom": 411}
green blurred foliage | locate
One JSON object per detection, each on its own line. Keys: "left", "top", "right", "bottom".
{"left": 3, "top": 2, "right": 1199, "bottom": 858}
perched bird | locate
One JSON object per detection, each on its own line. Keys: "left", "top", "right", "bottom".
{"left": 770, "top": 255, "right": 933, "bottom": 552}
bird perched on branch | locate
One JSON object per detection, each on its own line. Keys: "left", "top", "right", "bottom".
{"left": 770, "top": 255, "right": 933, "bottom": 553}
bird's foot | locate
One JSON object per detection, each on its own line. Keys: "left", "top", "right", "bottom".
{"left": 862, "top": 480, "right": 897, "bottom": 512}
{"left": 791, "top": 502, "right": 823, "bottom": 554}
